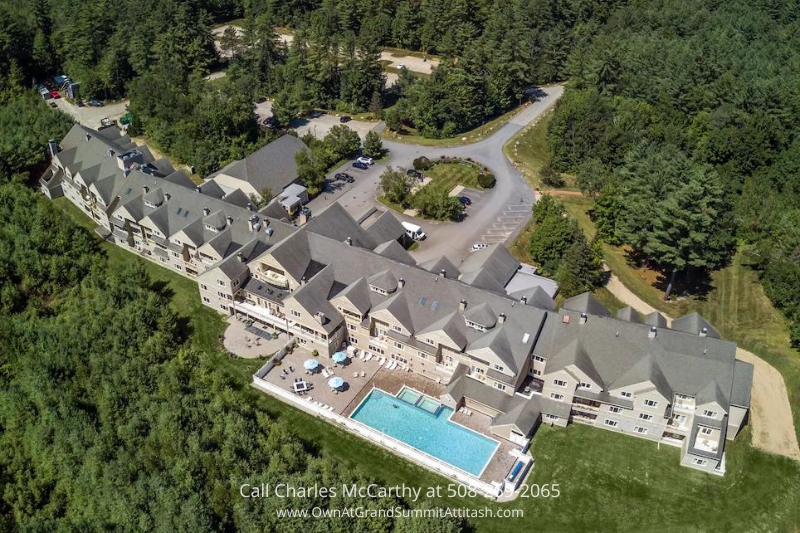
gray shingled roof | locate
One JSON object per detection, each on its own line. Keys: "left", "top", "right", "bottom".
{"left": 420, "top": 255, "right": 460, "bottom": 278}
{"left": 373, "top": 240, "right": 415, "bottom": 265}
{"left": 418, "top": 312, "right": 468, "bottom": 351}
{"left": 367, "top": 270, "right": 398, "bottom": 293}
{"left": 695, "top": 379, "right": 729, "bottom": 411}
{"left": 616, "top": 306, "right": 640, "bottom": 323}
{"left": 509, "top": 285, "right": 556, "bottom": 311}
{"left": 561, "top": 293, "right": 611, "bottom": 317}
{"left": 644, "top": 311, "right": 668, "bottom": 328}
{"left": 467, "top": 325, "right": 516, "bottom": 372}
{"left": 363, "top": 210, "right": 406, "bottom": 244}
{"left": 730, "top": 361, "right": 753, "bottom": 408}
{"left": 334, "top": 277, "right": 372, "bottom": 314}
{"left": 463, "top": 302, "right": 497, "bottom": 328}
{"left": 303, "top": 203, "right": 377, "bottom": 249}
{"left": 210, "top": 134, "right": 308, "bottom": 195}
{"left": 371, "top": 291, "right": 415, "bottom": 333}
{"left": 289, "top": 265, "right": 340, "bottom": 333}
{"left": 610, "top": 354, "right": 672, "bottom": 399}
{"left": 545, "top": 339, "right": 605, "bottom": 388}
{"left": 672, "top": 313, "right": 721, "bottom": 339}
{"left": 459, "top": 246, "right": 519, "bottom": 291}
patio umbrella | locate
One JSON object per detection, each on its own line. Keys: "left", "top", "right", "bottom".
{"left": 332, "top": 351, "right": 348, "bottom": 364}
{"left": 328, "top": 376, "right": 345, "bottom": 389}
{"left": 304, "top": 359, "right": 320, "bottom": 371}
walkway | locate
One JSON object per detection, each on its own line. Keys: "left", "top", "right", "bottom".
{"left": 602, "top": 268, "right": 800, "bottom": 461}
{"left": 223, "top": 316, "right": 288, "bottom": 359}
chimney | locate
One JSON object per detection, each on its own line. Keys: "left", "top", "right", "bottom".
{"left": 439, "top": 268, "right": 446, "bottom": 278}
{"left": 143, "top": 186, "right": 150, "bottom": 195}
{"left": 459, "top": 299, "right": 467, "bottom": 311}
{"left": 237, "top": 252, "right": 245, "bottom": 262}
{"left": 300, "top": 276, "right": 307, "bottom": 285}
{"left": 195, "top": 186, "right": 202, "bottom": 193}
{"left": 266, "top": 227, "right": 274, "bottom": 237}
{"left": 648, "top": 326, "right": 657, "bottom": 339}
{"left": 247, "top": 202, "right": 254, "bottom": 211}
{"left": 226, "top": 215, "right": 234, "bottom": 226}
{"left": 398, "top": 277, "right": 405, "bottom": 289}
{"left": 106, "top": 148, "right": 115, "bottom": 158}
{"left": 699, "top": 327, "right": 708, "bottom": 338}
{"left": 315, "top": 312, "right": 326, "bottom": 324}
{"left": 85, "top": 133, "right": 91, "bottom": 141}
{"left": 520, "top": 296, "right": 528, "bottom": 305}
{"left": 579, "top": 312, "right": 588, "bottom": 324}
{"left": 203, "top": 206, "right": 210, "bottom": 216}
{"left": 498, "top": 312, "right": 507, "bottom": 324}
{"left": 164, "top": 193, "right": 171, "bottom": 202}
{"left": 345, "top": 237, "right": 353, "bottom": 246}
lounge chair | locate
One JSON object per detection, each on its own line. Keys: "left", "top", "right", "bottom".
{"left": 364, "top": 353, "right": 373, "bottom": 362}
{"left": 322, "top": 369, "right": 331, "bottom": 378}
{"left": 353, "top": 372, "right": 359, "bottom": 378}
{"left": 360, "top": 371, "right": 366, "bottom": 377}
{"left": 306, "top": 397, "right": 313, "bottom": 402}
{"left": 391, "top": 361, "right": 398, "bottom": 370}
{"left": 377, "top": 357, "right": 385, "bottom": 365}
{"left": 328, "top": 406, "right": 334, "bottom": 412}
{"left": 386, "top": 360, "right": 393, "bottom": 369}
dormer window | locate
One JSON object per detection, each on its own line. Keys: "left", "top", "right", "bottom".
{"left": 465, "top": 319, "right": 487, "bottom": 332}
{"left": 493, "top": 364, "right": 504, "bottom": 372}
{"left": 205, "top": 223, "right": 218, "bottom": 233}
{"left": 369, "top": 285, "right": 387, "bottom": 295}
{"left": 620, "top": 391, "right": 632, "bottom": 398}
{"left": 578, "top": 382, "right": 591, "bottom": 390}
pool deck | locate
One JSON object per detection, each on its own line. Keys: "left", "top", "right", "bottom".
{"left": 261, "top": 347, "right": 519, "bottom": 484}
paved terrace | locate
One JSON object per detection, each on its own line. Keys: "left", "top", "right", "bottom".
{"left": 261, "top": 346, "right": 519, "bottom": 484}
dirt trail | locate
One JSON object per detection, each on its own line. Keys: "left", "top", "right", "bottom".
{"left": 603, "top": 270, "right": 800, "bottom": 461}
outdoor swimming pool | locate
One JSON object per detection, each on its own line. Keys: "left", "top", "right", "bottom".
{"left": 350, "top": 388, "right": 499, "bottom": 477}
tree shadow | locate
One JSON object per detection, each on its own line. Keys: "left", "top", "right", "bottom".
{"left": 622, "top": 249, "right": 714, "bottom": 301}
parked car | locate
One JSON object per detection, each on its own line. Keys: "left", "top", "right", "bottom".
{"left": 397, "top": 64, "right": 406, "bottom": 69}
{"left": 50, "top": 90, "right": 60, "bottom": 99}
{"left": 402, "top": 221, "right": 426, "bottom": 241}
{"left": 262, "top": 116, "right": 275, "bottom": 126}
{"left": 335, "top": 173, "right": 355, "bottom": 183}
{"left": 339, "top": 115, "right": 352, "bottom": 123}
{"left": 470, "top": 243, "right": 490, "bottom": 252}
{"left": 88, "top": 99, "right": 104, "bottom": 107}
{"left": 49, "top": 102, "right": 58, "bottom": 108}
{"left": 100, "top": 118, "right": 114, "bottom": 128}
{"left": 357, "top": 156, "right": 374, "bottom": 165}
{"left": 458, "top": 196, "right": 472, "bottom": 206}
{"left": 310, "top": 110, "right": 323, "bottom": 118}
{"left": 352, "top": 161, "right": 369, "bottom": 170}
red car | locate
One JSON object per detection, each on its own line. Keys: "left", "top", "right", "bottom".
{"left": 50, "top": 90, "right": 60, "bottom": 99}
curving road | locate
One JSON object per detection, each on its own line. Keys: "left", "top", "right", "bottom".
{"left": 306, "top": 84, "right": 564, "bottom": 264}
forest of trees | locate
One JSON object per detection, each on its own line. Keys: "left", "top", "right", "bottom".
{"left": 546, "top": 0, "right": 800, "bottom": 345}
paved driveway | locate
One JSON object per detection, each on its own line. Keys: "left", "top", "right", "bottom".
{"left": 52, "top": 98, "right": 129, "bottom": 130}
{"left": 292, "top": 114, "right": 378, "bottom": 140}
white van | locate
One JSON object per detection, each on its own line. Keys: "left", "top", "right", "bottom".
{"left": 401, "top": 221, "right": 426, "bottom": 241}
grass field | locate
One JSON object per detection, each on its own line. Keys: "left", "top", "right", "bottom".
{"left": 54, "top": 197, "right": 800, "bottom": 532}
{"left": 424, "top": 161, "right": 485, "bottom": 192}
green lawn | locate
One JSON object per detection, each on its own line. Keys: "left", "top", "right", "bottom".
{"left": 54, "top": 198, "right": 800, "bottom": 532}
{"left": 424, "top": 161, "right": 485, "bottom": 193}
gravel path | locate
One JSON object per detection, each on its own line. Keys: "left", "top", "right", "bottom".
{"left": 603, "top": 269, "right": 800, "bottom": 460}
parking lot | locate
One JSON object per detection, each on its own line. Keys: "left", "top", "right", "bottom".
{"left": 253, "top": 99, "right": 377, "bottom": 140}
{"left": 51, "top": 98, "right": 129, "bottom": 130}
{"left": 474, "top": 202, "right": 534, "bottom": 244}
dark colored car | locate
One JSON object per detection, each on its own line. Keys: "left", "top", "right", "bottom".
{"left": 458, "top": 196, "right": 472, "bottom": 205}
{"left": 88, "top": 99, "right": 104, "bottom": 107}
{"left": 335, "top": 172, "right": 355, "bottom": 183}
{"left": 339, "top": 116, "right": 352, "bottom": 123}
{"left": 352, "top": 161, "right": 369, "bottom": 170}
{"left": 310, "top": 110, "right": 323, "bottom": 118}
{"left": 406, "top": 169, "right": 422, "bottom": 179}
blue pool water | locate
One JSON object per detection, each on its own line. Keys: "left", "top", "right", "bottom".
{"left": 350, "top": 389, "right": 499, "bottom": 476}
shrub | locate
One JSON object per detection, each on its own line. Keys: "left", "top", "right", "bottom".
{"left": 540, "top": 163, "right": 565, "bottom": 187}
{"left": 413, "top": 156, "right": 433, "bottom": 171}
{"left": 477, "top": 172, "right": 496, "bottom": 188}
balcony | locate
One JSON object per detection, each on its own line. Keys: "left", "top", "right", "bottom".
{"left": 261, "top": 268, "right": 289, "bottom": 289}
{"left": 673, "top": 402, "right": 696, "bottom": 414}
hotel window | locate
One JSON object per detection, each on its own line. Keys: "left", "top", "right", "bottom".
{"left": 578, "top": 382, "right": 591, "bottom": 390}
{"left": 494, "top": 382, "right": 506, "bottom": 391}
{"left": 348, "top": 324, "right": 356, "bottom": 331}
{"left": 202, "top": 296, "right": 210, "bottom": 303}
{"left": 233, "top": 279, "right": 239, "bottom": 287}
{"left": 545, "top": 414, "right": 559, "bottom": 421}
{"left": 550, "top": 393, "right": 564, "bottom": 400}
{"left": 350, "top": 338, "right": 358, "bottom": 345}
{"left": 172, "top": 251, "right": 180, "bottom": 258}
{"left": 425, "top": 338, "right": 435, "bottom": 345}
{"left": 533, "top": 369, "right": 542, "bottom": 376}
{"left": 534, "top": 355, "right": 545, "bottom": 362}
{"left": 493, "top": 364, "right": 504, "bottom": 372}
{"left": 639, "top": 413, "right": 653, "bottom": 421}
{"left": 620, "top": 391, "right": 632, "bottom": 398}
{"left": 603, "top": 420, "right": 618, "bottom": 428}
{"left": 200, "top": 284, "right": 208, "bottom": 291}
{"left": 554, "top": 379, "right": 567, "bottom": 388}
{"left": 700, "top": 427, "right": 713, "bottom": 436}
{"left": 702, "top": 409, "right": 717, "bottom": 418}
{"left": 291, "top": 310, "right": 301, "bottom": 318}
{"left": 634, "top": 426, "right": 648, "bottom": 435}
{"left": 393, "top": 325, "right": 402, "bottom": 332}
{"left": 394, "top": 341, "right": 403, "bottom": 349}
{"left": 175, "top": 265, "right": 182, "bottom": 271}
{"left": 609, "top": 406, "right": 622, "bottom": 413}
{"left": 644, "top": 399, "right": 659, "bottom": 408}
{"left": 691, "top": 458, "right": 708, "bottom": 467}
{"left": 220, "top": 305, "right": 227, "bottom": 311}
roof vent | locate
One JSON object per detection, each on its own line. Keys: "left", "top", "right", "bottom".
{"left": 398, "top": 277, "right": 405, "bottom": 289}
{"left": 226, "top": 215, "right": 234, "bottom": 225}
{"left": 143, "top": 187, "right": 150, "bottom": 195}
{"left": 648, "top": 326, "right": 657, "bottom": 339}
{"left": 459, "top": 299, "right": 467, "bottom": 311}
{"left": 699, "top": 327, "right": 708, "bottom": 338}
{"left": 562, "top": 315, "right": 571, "bottom": 324}
{"left": 106, "top": 149, "right": 115, "bottom": 157}
{"left": 314, "top": 312, "right": 326, "bottom": 324}
{"left": 266, "top": 227, "right": 274, "bottom": 236}
{"left": 237, "top": 252, "right": 245, "bottom": 262}
{"left": 195, "top": 186, "right": 201, "bottom": 193}
{"left": 85, "top": 133, "right": 91, "bottom": 141}
{"left": 615, "top": 331, "right": 619, "bottom": 337}
{"left": 203, "top": 206, "right": 210, "bottom": 216}
{"left": 579, "top": 312, "right": 588, "bottom": 324}
{"left": 247, "top": 202, "right": 254, "bottom": 211}
{"left": 439, "top": 268, "right": 447, "bottom": 278}
{"left": 498, "top": 312, "right": 507, "bottom": 324}
{"left": 520, "top": 296, "right": 528, "bottom": 305}
{"left": 345, "top": 237, "right": 353, "bottom": 246}
{"left": 164, "top": 193, "right": 170, "bottom": 202}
